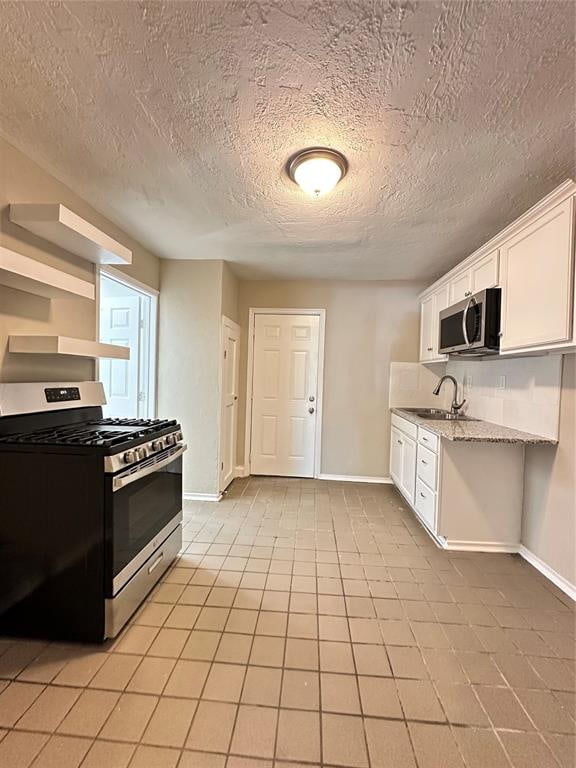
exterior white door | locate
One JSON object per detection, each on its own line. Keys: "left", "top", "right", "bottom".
{"left": 219, "top": 317, "right": 240, "bottom": 492}
{"left": 99, "top": 295, "right": 141, "bottom": 418}
{"left": 250, "top": 313, "right": 320, "bottom": 477}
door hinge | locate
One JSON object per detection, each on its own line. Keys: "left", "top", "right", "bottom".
{"left": 138, "top": 391, "right": 146, "bottom": 402}
{"left": 221, "top": 461, "right": 224, "bottom": 470}
{"left": 139, "top": 319, "right": 144, "bottom": 329}
{"left": 224, "top": 350, "right": 227, "bottom": 359}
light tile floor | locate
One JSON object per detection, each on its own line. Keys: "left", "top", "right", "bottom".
{"left": 0, "top": 477, "right": 574, "bottom": 767}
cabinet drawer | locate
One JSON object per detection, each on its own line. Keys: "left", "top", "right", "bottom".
{"left": 415, "top": 477, "right": 436, "bottom": 531}
{"left": 392, "top": 413, "right": 418, "bottom": 440}
{"left": 417, "top": 444, "right": 437, "bottom": 490}
{"left": 418, "top": 427, "right": 439, "bottom": 453}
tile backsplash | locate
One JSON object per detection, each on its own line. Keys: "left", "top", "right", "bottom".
{"left": 447, "top": 355, "right": 563, "bottom": 440}
{"left": 389, "top": 362, "right": 450, "bottom": 410}
{"left": 390, "top": 356, "right": 563, "bottom": 440}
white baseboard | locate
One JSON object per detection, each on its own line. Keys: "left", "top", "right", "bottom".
{"left": 442, "top": 539, "right": 519, "bottom": 553}
{"left": 317, "top": 474, "right": 393, "bottom": 484}
{"left": 519, "top": 545, "right": 576, "bottom": 601}
{"left": 183, "top": 492, "right": 222, "bottom": 502}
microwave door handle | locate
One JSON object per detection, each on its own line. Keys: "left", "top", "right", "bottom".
{"left": 462, "top": 297, "right": 473, "bottom": 346}
{"left": 113, "top": 444, "right": 187, "bottom": 492}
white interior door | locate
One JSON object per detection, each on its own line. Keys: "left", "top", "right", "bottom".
{"left": 219, "top": 317, "right": 240, "bottom": 492}
{"left": 250, "top": 313, "right": 320, "bottom": 478}
{"left": 99, "top": 295, "right": 141, "bottom": 418}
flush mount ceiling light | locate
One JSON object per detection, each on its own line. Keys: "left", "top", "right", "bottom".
{"left": 287, "top": 147, "right": 348, "bottom": 198}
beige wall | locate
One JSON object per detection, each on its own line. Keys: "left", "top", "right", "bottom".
{"left": 237, "top": 280, "right": 423, "bottom": 478}
{"left": 157, "top": 260, "right": 235, "bottom": 496}
{"left": 0, "top": 138, "right": 160, "bottom": 383}
{"left": 221, "top": 262, "right": 239, "bottom": 323}
{"left": 522, "top": 355, "right": 576, "bottom": 587}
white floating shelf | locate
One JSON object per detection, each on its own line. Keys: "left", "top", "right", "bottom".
{"left": 9, "top": 203, "right": 132, "bottom": 265}
{"left": 0, "top": 246, "right": 95, "bottom": 300}
{"left": 9, "top": 335, "right": 130, "bottom": 360}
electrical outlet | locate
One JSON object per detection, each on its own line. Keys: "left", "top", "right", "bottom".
{"left": 497, "top": 375, "right": 506, "bottom": 390}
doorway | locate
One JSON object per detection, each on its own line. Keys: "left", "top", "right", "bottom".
{"left": 219, "top": 316, "right": 241, "bottom": 493}
{"left": 98, "top": 269, "right": 158, "bottom": 419}
{"left": 245, "top": 309, "right": 325, "bottom": 478}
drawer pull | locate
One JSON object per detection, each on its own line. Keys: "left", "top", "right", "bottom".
{"left": 148, "top": 552, "right": 164, "bottom": 574}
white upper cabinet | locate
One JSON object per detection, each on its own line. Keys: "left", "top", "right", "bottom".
{"left": 419, "top": 295, "right": 435, "bottom": 361}
{"left": 500, "top": 197, "right": 575, "bottom": 352}
{"left": 449, "top": 270, "right": 472, "bottom": 303}
{"left": 449, "top": 250, "right": 499, "bottom": 303}
{"left": 419, "top": 179, "right": 576, "bottom": 358}
{"left": 470, "top": 250, "right": 499, "bottom": 293}
{"left": 419, "top": 283, "right": 449, "bottom": 363}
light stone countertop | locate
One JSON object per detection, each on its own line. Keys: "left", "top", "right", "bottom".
{"left": 391, "top": 408, "right": 558, "bottom": 445}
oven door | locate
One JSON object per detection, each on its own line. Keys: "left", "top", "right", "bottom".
{"left": 438, "top": 293, "right": 487, "bottom": 354}
{"left": 106, "top": 444, "right": 186, "bottom": 596}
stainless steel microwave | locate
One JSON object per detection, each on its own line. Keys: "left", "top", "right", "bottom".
{"left": 438, "top": 288, "right": 501, "bottom": 355}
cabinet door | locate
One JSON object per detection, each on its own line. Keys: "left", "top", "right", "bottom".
{"left": 500, "top": 197, "right": 574, "bottom": 351}
{"left": 449, "top": 270, "right": 472, "bottom": 303}
{"left": 419, "top": 296, "right": 434, "bottom": 361}
{"left": 390, "top": 427, "right": 403, "bottom": 486}
{"left": 400, "top": 436, "right": 417, "bottom": 505}
{"left": 470, "top": 249, "right": 499, "bottom": 293}
{"left": 432, "top": 284, "right": 450, "bottom": 359}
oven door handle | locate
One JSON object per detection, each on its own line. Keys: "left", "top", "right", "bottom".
{"left": 112, "top": 444, "right": 187, "bottom": 492}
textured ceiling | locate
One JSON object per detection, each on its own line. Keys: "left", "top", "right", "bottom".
{"left": 0, "top": 0, "right": 574, "bottom": 280}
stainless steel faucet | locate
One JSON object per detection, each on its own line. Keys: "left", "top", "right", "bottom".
{"left": 433, "top": 375, "right": 467, "bottom": 415}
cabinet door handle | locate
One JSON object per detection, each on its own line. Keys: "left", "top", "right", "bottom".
{"left": 421, "top": 459, "right": 428, "bottom": 465}
{"left": 420, "top": 492, "right": 426, "bottom": 498}
{"left": 397, "top": 440, "right": 403, "bottom": 445}
{"left": 422, "top": 436, "right": 428, "bottom": 442}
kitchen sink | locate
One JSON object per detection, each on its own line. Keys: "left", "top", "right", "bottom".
{"left": 401, "top": 408, "right": 477, "bottom": 421}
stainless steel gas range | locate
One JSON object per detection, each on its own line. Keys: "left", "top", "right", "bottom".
{"left": 0, "top": 381, "right": 186, "bottom": 642}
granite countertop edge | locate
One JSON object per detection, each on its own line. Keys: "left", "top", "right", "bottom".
{"left": 390, "top": 408, "right": 558, "bottom": 446}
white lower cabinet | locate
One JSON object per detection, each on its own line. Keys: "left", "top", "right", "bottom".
{"left": 416, "top": 443, "right": 437, "bottom": 490}
{"left": 400, "top": 435, "right": 417, "bottom": 505}
{"left": 390, "top": 424, "right": 416, "bottom": 506}
{"left": 390, "top": 414, "right": 525, "bottom": 552}
{"left": 415, "top": 477, "right": 436, "bottom": 531}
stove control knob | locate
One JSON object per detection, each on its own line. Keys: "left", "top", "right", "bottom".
{"left": 165, "top": 434, "right": 176, "bottom": 447}
{"left": 151, "top": 439, "right": 164, "bottom": 451}
{"left": 175, "top": 431, "right": 183, "bottom": 442}
{"left": 137, "top": 446, "right": 149, "bottom": 460}
{"left": 123, "top": 450, "right": 136, "bottom": 464}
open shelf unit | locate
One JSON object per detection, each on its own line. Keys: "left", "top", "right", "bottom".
{"left": 9, "top": 203, "right": 132, "bottom": 265}
{"left": 9, "top": 335, "right": 130, "bottom": 360}
{"left": 0, "top": 246, "right": 95, "bottom": 300}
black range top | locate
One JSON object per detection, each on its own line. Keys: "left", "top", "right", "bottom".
{"left": 0, "top": 417, "right": 179, "bottom": 452}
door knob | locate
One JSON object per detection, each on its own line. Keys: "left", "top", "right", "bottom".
{"left": 308, "top": 396, "right": 315, "bottom": 402}
{"left": 308, "top": 407, "right": 315, "bottom": 414}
